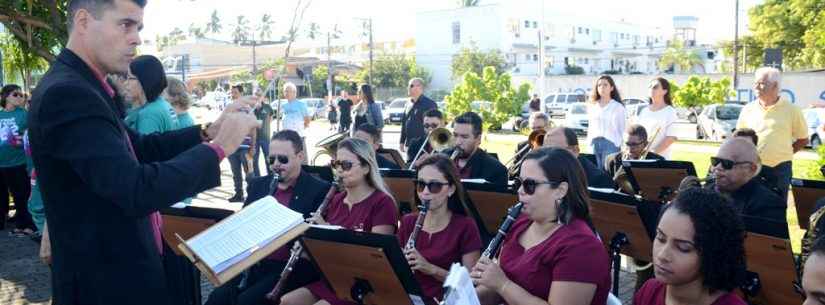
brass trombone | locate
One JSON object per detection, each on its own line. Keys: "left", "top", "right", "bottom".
{"left": 408, "top": 127, "right": 455, "bottom": 169}
{"left": 505, "top": 129, "right": 547, "bottom": 177}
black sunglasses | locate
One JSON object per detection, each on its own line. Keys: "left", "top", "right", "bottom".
{"left": 710, "top": 157, "right": 751, "bottom": 170}
{"left": 514, "top": 178, "right": 560, "bottom": 195}
{"left": 414, "top": 179, "right": 450, "bottom": 193}
{"left": 10, "top": 92, "right": 22, "bottom": 98}
{"left": 625, "top": 141, "right": 646, "bottom": 147}
{"left": 267, "top": 154, "right": 289, "bottom": 165}
{"left": 332, "top": 159, "right": 358, "bottom": 171}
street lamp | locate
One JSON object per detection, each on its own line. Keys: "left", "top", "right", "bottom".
{"left": 353, "top": 17, "right": 374, "bottom": 87}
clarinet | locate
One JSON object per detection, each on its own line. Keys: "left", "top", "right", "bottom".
{"left": 265, "top": 178, "right": 340, "bottom": 303}
{"left": 237, "top": 172, "right": 281, "bottom": 290}
{"left": 405, "top": 200, "right": 431, "bottom": 250}
{"left": 482, "top": 202, "right": 524, "bottom": 258}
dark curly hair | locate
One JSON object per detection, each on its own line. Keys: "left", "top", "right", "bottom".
{"left": 1, "top": 84, "right": 22, "bottom": 109}
{"left": 661, "top": 188, "right": 746, "bottom": 292}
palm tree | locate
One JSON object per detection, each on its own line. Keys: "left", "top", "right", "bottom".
{"left": 306, "top": 22, "right": 321, "bottom": 40}
{"left": 257, "top": 14, "right": 274, "bottom": 41}
{"left": 231, "top": 15, "right": 250, "bottom": 43}
{"left": 658, "top": 40, "right": 704, "bottom": 73}
{"left": 458, "top": 0, "right": 480, "bottom": 7}
{"left": 188, "top": 23, "right": 205, "bottom": 39}
{"left": 205, "top": 10, "right": 222, "bottom": 35}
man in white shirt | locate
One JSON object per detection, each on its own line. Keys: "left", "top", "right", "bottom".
{"left": 280, "top": 82, "right": 310, "bottom": 163}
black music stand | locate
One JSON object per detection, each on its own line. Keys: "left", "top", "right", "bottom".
{"left": 791, "top": 178, "right": 825, "bottom": 230}
{"left": 300, "top": 227, "right": 426, "bottom": 305}
{"left": 462, "top": 181, "right": 518, "bottom": 242}
{"left": 588, "top": 188, "right": 659, "bottom": 295}
{"left": 623, "top": 160, "right": 697, "bottom": 203}
{"left": 580, "top": 153, "right": 597, "bottom": 167}
{"left": 380, "top": 169, "right": 417, "bottom": 215}
{"left": 303, "top": 165, "right": 334, "bottom": 183}
{"left": 377, "top": 148, "right": 406, "bottom": 169}
{"left": 740, "top": 227, "right": 802, "bottom": 305}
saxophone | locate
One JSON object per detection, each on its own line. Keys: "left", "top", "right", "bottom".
{"left": 405, "top": 200, "right": 431, "bottom": 251}
{"left": 265, "top": 177, "right": 341, "bottom": 303}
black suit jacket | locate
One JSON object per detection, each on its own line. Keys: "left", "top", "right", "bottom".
{"left": 706, "top": 178, "right": 788, "bottom": 237}
{"left": 578, "top": 155, "right": 615, "bottom": 189}
{"left": 244, "top": 171, "right": 331, "bottom": 219}
{"left": 400, "top": 95, "right": 436, "bottom": 147}
{"left": 444, "top": 148, "right": 508, "bottom": 186}
{"left": 29, "top": 49, "right": 222, "bottom": 305}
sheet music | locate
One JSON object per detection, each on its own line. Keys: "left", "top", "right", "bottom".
{"left": 186, "top": 196, "right": 304, "bottom": 273}
{"left": 442, "top": 263, "right": 480, "bottom": 305}
{"left": 461, "top": 178, "right": 489, "bottom": 184}
{"left": 588, "top": 187, "right": 617, "bottom": 194}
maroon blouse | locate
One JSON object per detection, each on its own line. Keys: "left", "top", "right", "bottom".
{"left": 498, "top": 215, "right": 611, "bottom": 305}
{"left": 634, "top": 279, "right": 747, "bottom": 305}
{"left": 396, "top": 213, "right": 482, "bottom": 300}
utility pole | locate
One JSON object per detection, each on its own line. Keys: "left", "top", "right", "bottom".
{"left": 368, "top": 18, "right": 373, "bottom": 87}
{"left": 328, "top": 31, "right": 333, "bottom": 102}
{"left": 538, "top": 0, "right": 545, "bottom": 112}
{"left": 732, "top": 0, "right": 740, "bottom": 90}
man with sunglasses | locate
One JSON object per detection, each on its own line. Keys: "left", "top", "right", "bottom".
{"left": 405, "top": 109, "right": 445, "bottom": 165}
{"left": 206, "top": 129, "right": 330, "bottom": 305}
{"left": 544, "top": 127, "right": 615, "bottom": 189}
{"left": 443, "top": 112, "right": 507, "bottom": 186}
{"left": 705, "top": 138, "right": 787, "bottom": 237}
{"left": 400, "top": 78, "right": 437, "bottom": 153}
{"left": 604, "top": 124, "right": 664, "bottom": 181}
{"left": 353, "top": 123, "right": 401, "bottom": 169}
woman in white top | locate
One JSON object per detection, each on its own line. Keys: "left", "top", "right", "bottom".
{"left": 587, "top": 75, "right": 626, "bottom": 169}
{"left": 637, "top": 77, "right": 678, "bottom": 159}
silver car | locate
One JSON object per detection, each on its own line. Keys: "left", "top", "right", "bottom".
{"left": 696, "top": 104, "right": 743, "bottom": 141}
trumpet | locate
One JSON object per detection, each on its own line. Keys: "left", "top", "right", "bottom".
{"left": 506, "top": 130, "right": 547, "bottom": 178}
{"left": 408, "top": 127, "right": 454, "bottom": 170}
{"left": 265, "top": 177, "right": 341, "bottom": 303}
{"left": 405, "top": 200, "right": 430, "bottom": 251}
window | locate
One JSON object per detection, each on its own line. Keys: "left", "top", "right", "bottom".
{"left": 533, "top": 54, "right": 538, "bottom": 61}
{"left": 532, "top": 21, "right": 538, "bottom": 28}
{"left": 525, "top": 54, "right": 532, "bottom": 61}
{"left": 578, "top": 27, "right": 583, "bottom": 34}
{"left": 525, "top": 20, "right": 530, "bottom": 28}
{"left": 585, "top": 28, "right": 590, "bottom": 35}
{"left": 584, "top": 58, "right": 589, "bottom": 64}
{"left": 452, "top": 22, "right": 461, "bottom": 44}
{"left": 593, "top": 29, "right": 601, "bottom": 41}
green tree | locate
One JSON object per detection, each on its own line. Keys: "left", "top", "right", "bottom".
{"left": 445, "top": 66, "right": 530, "bottom": 131}
{"left": 718, "top": 36, "right": 765, "bottom": 73}
{"left": 671, "top": 76, "right": 734, "bottom": 109}
{"left": 0, "top": 33, "right": 49, "bottom": 89}
{"left": 188, "top": 23, "right": 205, "bottom": 39}
{"left": 257, "top": 14, "right": 274, "bottom": 41}
{"left": 205, "top": 9, "right": 223, "bottom": 35}
{"left": 746, "top": 0, "right": 825, "bottom": 70}
{"left": 0, "top": 1, "right": 68, "bottom": 62}
{"left": 356, "top": 53, "right": 431, "bottom": 89}
{"left": 450, "top": 44, "right": 507, "bottom": 81}
{"left": 231, "top": 15, "right": 251, "bottom": 43}
{"left": 658, "top": 40, "right": 704, "bottom": 73}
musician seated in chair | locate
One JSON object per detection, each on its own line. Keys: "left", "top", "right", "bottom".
{"left": 407, "top": 109, "right": 446, "bottom": 167}
{"left": 544, "top": 127, "right": 615, "bottom": 189}
{"left": 696, "top": 138, "right": 787, "bottom": 237}
{"left": 398, "top": 154, "right": 482, "bottom": 302}
{"left": 353, "top": 123, "right": 401, "bottom": 169}
{"left": 205, "top": 130, "right": 330, "bottom": 305}
{"left": 604, "top": 124, "right": 664, "bottom": 190}
{"left": 802, "top": 236, "right": 825, "bottom": 305}
{"left": 510, "top": 112, "right": 551, "bottom": 178}
{"left": 443, "top": 111, "right": 508, "bottom": 186}
{"left": 731, "top": 128, "right": 780, "bottom": 194}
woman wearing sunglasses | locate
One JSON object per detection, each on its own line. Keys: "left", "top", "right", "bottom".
{"left": 398, "top": 154, "right": 482, "bottom": 302}
{"left": 280, "top": 137, "right": 398, "bottom": 305}
{"left": 471, "top": 147, "right": 611, "bottom": 305}
{"left": 0, "top": 84, "right": 34, "bottom": 235}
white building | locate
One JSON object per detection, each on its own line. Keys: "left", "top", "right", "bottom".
{"left": 416, "top": 3, "right": 670, "bottom": 91}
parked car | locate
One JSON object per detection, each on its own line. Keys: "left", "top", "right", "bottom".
{"left": 622, "top": 98, "right": 646, "bottom": 107}
{"left": 803, "top": 108, "right": 825, "bottom": 149}
{"left": 386, "top": 98, "right": 409, "bottom": 124}
{"left": 512, "top": 100, "right": 532, "bottom": 131}
{"left": 696, "top": 104, "right": 743, "bottom": 141}
{"left": 626, "top": 103, "right": 648, "bottom": 126}
{"left": 301, "top": 98, "right": 326, "bottom": 120}
{"left": 545, "top": 93, "right": 586, "bottom": 118}
{"left": 564, "top": 102, "right": 588, "bottom": 135}
{"left": 196, "top": 91, "right": 230, "bottom": 110}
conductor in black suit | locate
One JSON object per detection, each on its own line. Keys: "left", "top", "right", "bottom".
{"left": 205, "top": 130, "right": 330, "bottom": 305}
{"left": 400, "top": 78, "right": 437, "bottom": 154}
{"left": 443, "top": 112, "right": 507, "bottom": 186}
{"left": 29, "top": 1, "right": 259, "bottom": 304}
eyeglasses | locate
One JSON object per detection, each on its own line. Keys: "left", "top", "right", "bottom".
{"left": 423, "top": 123, "right": 440, "bottom": 129}
{"left": 625, "top": 141, "right": 645, "bottom": 147}
{"left": 414, "top": 180, "right": 449, "bottom": 193}
{"left": 710, "top": 157, "right": 751, "bottom": 170}
{"left": 267, "top": 154, "right": 289, "bottom": 165}
{"left": 514, "top": 178, "right": 560, "bottom": 195}
{"left": 10, "top": 92, "right": 22, "bottom": 98}
{"left": 332, "top": 159, "right": 358, "bottom": 171}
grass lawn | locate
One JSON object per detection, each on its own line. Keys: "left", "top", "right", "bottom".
{"left": 481, "top": 133, "right": 817, "bottom": 253}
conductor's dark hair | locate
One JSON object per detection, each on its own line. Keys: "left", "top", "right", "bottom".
{"left": 454, "top": 111, "right": 483, "bottom": 137}
{"left": 661, "top": 188, "right": 746, "bottom": 292}
{"left": 68, "top": 0, "right": 147, "bottom": 29}
{"left": 424, "top": 109, "right": 444, "bottom": 120}
{"left": 271, "top": 129, "right": 304, "bottom": 153}
{"left": 415, "top": 154, "right": 468, "bottom": 216}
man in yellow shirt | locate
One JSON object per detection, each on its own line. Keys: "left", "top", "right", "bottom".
{"left": 736, "top": 67, "right": 808, "bottom": 200}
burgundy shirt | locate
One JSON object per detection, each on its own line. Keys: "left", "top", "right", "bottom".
{"left": 396, "top": 213, "right": 482, "bottom": 300}
{"left": 307, "top": 190, "right": 398, "bottom": 305}
{"left": 267, "top": 185, "right": 296, "bottom": 261}
{"left": 634, "top": 279, "right": 747, "bottom": 305}
{"left": 499, "top": 216, "right": 611, "bottom": 305}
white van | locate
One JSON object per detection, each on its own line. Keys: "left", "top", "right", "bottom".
{"left": 544, "top": 93, "right": 586, "bottom": 118}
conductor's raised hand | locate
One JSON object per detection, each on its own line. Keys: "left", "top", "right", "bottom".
{"left": 211, "top": 112, "right": 260, "bottom": 156}
{"left": 206, "top": 97, "right": 256, "bottom": 139}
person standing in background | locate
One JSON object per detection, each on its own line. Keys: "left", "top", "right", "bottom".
{"left": 337, "top": 90, "right": 353, "bottom": 133}
{"left": 327, "top": 96, "right": 338, "bottom": 131}
{"left": 281, "top": 82, "right": 310, "bottom": 164}
{"left": 165, "top": 77, "right": 194, "bottom": 128}
{"left": 351, "top": 84, "right": 384, "bottom": 135}
{"left": 0, "top": 84, "right": 34, "bottom": 235}
{"left": 587, "top": 75, "right": 626, "bottom": 169}
{"left": 637, "top": 77, "right": 678, "bottom": 159}
{"left": 400, "top": 78, "right": 436, "bottom": 153}
{"left": 252, "top": 91, "right": 274, "bottom": 176}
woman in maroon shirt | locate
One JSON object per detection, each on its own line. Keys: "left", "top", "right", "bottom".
{"left": 471, "top": 147, "right": 611, "bottom": 305}
{"left": 634, "top": 188, "right": 747, "bottom": 305}
{"left": 280, "top": 138, "right": 398, "bottom": 305}
{"left": 398, "top": 154, "right": 482, "bottom": 302}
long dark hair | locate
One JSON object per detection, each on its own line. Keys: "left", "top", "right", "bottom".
{"left": 414, "top": 154, "right": 468, "bottom": 216}
{"left": 359, "top": 83, "right": 375, "bottom": 104}
{"left": 1, "top": 84, "right": 22, "bottom": 109}
{"left": 522, "top": 147, "right": 593, "bottom": 227}
{"left": 650, "top": 77, "right": 673, "bottom": 106}
{"left": 590, "top": 75, "right": 622, "bottom": 105}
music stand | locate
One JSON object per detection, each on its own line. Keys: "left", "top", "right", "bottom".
{"left": 463, "top": 181, "right": 518, "bottom": 239}
{"left": 623, "top": 160, "right": 697, "bottom": 203}
{"left": 380, "top": 169, "right": 418, "bottom": 215}
{"left": 588, "top": 188, "right": 659, "bottom": 295}
{"left": 740, "top": 229, "right": 802, "bottom": 305}
{"left": 580, "top": 153, "right": 597, "bottom": 167}
{"left": 303, "top": 165, "right": 334, "bottom": 183}
{"left": 300, "top": 227, "right": 426, "bottom": 305}
{"left": 377, "top": 148, "right": 406, "bottom": 169}
{"left": 791, "top": 178, "right": 825, "bottom": 230}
